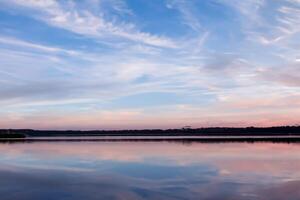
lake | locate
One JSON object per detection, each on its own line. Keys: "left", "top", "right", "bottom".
{"left": 0, "top": 140, "right": 300, "bottom": 200}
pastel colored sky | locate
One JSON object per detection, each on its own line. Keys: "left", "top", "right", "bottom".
{"left": 0, "top": 0, "right": 300, "bottom": 129}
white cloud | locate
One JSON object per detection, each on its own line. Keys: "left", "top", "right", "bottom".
{"left": 0, "top": 36, "right": 78, "bottom": 55}
{"left": 6, "top": 0, "right": 177, "bottom": 48}
{"left": 166, "top": 0, "right": 203, "bottom": 32}
{"left": 1, "top": 0, "right": 300, "bottom": 128}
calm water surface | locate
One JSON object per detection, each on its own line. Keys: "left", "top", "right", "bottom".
{"left": 0, "top": 141, "right": 300, "bottom": 200}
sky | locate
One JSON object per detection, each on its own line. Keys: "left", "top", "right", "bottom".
{"left": 0, "top": 0, "right": 300, "bottom": 130}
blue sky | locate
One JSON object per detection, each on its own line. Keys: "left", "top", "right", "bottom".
{"left": 0, "top": 0, "right": 300, "bottom": 129}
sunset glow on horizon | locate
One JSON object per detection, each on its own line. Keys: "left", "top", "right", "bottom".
{"left": 1, "top": 0, "right": 300, "bottom": 130}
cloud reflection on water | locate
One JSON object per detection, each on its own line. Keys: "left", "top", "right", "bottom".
{"left": 0, "top": 141, "right": 300, "bottom": 199}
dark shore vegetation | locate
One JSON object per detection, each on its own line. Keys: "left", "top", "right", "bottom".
{"left": 1, "top": 126, "right": 300, "bottom": 138}
{"left": 0, "top": 133, "right": 26, "bottom": 138}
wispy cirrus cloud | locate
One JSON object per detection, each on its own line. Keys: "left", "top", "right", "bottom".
{"left": 0, "top": 35, "right": 78, "bottom": 55}
{"left": 0, "top": 0, "right": 300, "bottom": 129}
{"left": 166, "top": 0, "right": 203, "bottom": 33}
{"left": 4, "top": 0, "right": 176, "bottom": 48}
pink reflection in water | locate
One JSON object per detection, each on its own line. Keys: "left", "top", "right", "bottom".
{"left": 0, "top": 141, "right": 300, "bottom": 199}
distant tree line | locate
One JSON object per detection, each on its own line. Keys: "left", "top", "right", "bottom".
{"left": 0, "top": 129, "right": 26, "bottom": 138}
{"left": 1, "top": 126, "right": 300, "bottom": 137}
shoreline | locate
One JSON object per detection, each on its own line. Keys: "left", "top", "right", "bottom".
{"left": 2, "top": 135, "right": 300, "bottom": 143}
